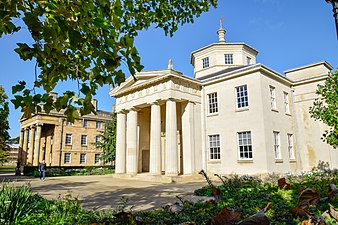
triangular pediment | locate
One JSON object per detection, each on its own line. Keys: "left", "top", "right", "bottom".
{"left": 110, "top": 69, "right": 183, "bottom": 97}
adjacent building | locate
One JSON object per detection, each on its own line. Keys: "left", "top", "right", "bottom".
{"left": 110, "top": 26, "right": 338, "bottom": 177}
{"left": 19, "top": 95, "right": 112, "bottom": 166}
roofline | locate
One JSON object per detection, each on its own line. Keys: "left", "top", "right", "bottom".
{"left": 190, "top": 42, "right": 259, "bottom": 65}
{"left": 110, "top": 72, "right": 201, "bottom": 98}
{"left": 201, "top": 63, "right": 292, "bottom": 86}
{"left": 19, "top": 109, "right": 112, "bottom": 123}
{"left": 284, "top": 61, "right": 333, "bottom": 74}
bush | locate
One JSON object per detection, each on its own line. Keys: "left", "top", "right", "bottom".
{"left": 0, "top": 183, "right": 43, "bottom": 224}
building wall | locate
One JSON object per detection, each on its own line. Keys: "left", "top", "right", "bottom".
{"left": 292, "top": 79, "right": 338, "bottom": 171}
{"left": 19, "top": 110, "right": 112, "bottom": 167}
{"left": 203, "top": 72, "right": 269, "bottom": 174}
{"left": 259, "top": 72, "right": 295, "bottom": 173}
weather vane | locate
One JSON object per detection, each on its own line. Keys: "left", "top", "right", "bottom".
{"left": 220, "top": 17, "right": 224, "bottom": 29}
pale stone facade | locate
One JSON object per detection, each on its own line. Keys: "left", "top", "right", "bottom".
{"left": 19, "top": 96, "right": 112, "bottom": 166}
{"left": 110, "top": 28, "right": 337, "bottom": 177}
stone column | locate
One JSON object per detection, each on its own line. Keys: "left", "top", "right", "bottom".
{"left": 19, "top": 129, "right": 24, "bottom": 163}
{"left": 22, "top": 128, "right": 29, "bottom": 165}
{"left": 115, "top": 112, "right": 127, "bottom": 174}
{"left": 182, "top": 101, "right": 195, "bottom": 175}
{"left": 33, "top": 124, "right": 42, "bottom": 166}
{"left": 126, "top": 109, "right": 138, "bottom": 175}
{"left": 165, "top": 99, "right": 178, "bottom": 176}
{"left": 150, "top": 102, "right": 162, "bottom": 175}
{"left": 28, "top": 126, "right": 36, "bottom": 165}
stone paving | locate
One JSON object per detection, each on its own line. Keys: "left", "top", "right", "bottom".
{"left": 0, "top": 173, "right": 211, "bottom": 211}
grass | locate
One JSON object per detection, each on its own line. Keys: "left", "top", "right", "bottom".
{"left": 1, "top": 168, "right": 338, "bottom": 224}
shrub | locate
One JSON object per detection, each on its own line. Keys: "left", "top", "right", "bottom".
{"left": 0, "top": 183, "right": 43, "bottom": 224}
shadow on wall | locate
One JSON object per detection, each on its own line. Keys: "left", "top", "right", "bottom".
{"left": 311, "top": 160, "right": 336, "bottom": 173}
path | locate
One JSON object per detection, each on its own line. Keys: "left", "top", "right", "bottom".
{"left": 0, "top": 174, "right": 210, "bottom": 211}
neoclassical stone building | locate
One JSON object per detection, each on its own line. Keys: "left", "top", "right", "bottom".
{"left": 110, "top": 27, "right": 338, "bottom": 177}
{"left": 19, "top": 95, "right": 112, "bottom": 166}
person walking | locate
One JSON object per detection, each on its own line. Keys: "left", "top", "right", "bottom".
{"left": 38, "top": 160, "right": 47, "bottom": 180}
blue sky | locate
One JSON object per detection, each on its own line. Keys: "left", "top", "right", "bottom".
{"left": 0, "top": 0, "right": 337, "bottom": 138}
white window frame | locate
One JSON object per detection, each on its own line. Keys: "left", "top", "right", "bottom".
{"left": 94, "top": 154, "right": 100, "bottom": 164}
{"left": 288, "top": 133, "right": 295, "bottom": 160}
{"left": 207, "top": 92, "right": 218, "bottom": 114}
{"left": 202, "top": 57, "right": 209, "bottom": 68}
{"left": 64, "top": 153, "right": 71, "bottom": 164}
{"left": 236, "top": 85, "right": 249, "bottom": 109}
{"left": 224, "top": 54, "right": 233, "bottom": 64}
{"left": 238, "top": 131, "right": 253, "bottom": 159}
{"left": 65, "top": 133, "right": 72, "bottom": 145}
{"left": 82, "top": 119, "right": 88, "bottom": 128}
{"left": 273, "top": 131, "right": 281, "bottom": 159}
{"left": 81, "top": 135, "right": 87, "bottom": 146}
{"left": 80, "top": 153, "right": 86, "bottom": 164}
{"left": 270, "top": 86, "right": 277, "bottom": 110}
{"left": 208, "top": 134, "right": 220, "bottom": 160}
{"left": 284, "top": 92, "right": 290, "bottom": 114}
{"left": 96, "top": 121, "right": 102, "bottom": 129}
{"left": 246, "top": 56, "right": 252, "bottom": 65}
{"left": 95, "top": 136, "right": 101, "bottom": 143}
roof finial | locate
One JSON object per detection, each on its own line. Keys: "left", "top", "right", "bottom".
{"left": 217, "top": 17, "right": 226, "bottom": 43}
{"left": 168, "top": 59, "right": 173, "bottom": 70}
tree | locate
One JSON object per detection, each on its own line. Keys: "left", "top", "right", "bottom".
{"left": 96, "top": 113, "right": 117, "bottom": 163}
{"left": 1, "top": 0, "right": 217, "bottom": 121}
{"left": 310, "top": 70, "right": 338, "bottom": 148}
{"left": 0, "top": 86, "right": 10, "bottom": 164}
{"left": 8, "top": 136, "right": 19, "bottom": 144}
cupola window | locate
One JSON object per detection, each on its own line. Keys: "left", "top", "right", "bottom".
{"left": 202, "top": 57, "right": 209, "bottom": 68}
{"left": 224, "top": 54, "right": 233, "bottom": 64}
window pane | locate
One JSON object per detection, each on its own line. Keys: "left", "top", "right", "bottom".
{"left": 238, "top": 131, "right": 252, "bottom": 159}
{"left": 209, "top": 135, "right": 220, "bottom": 160}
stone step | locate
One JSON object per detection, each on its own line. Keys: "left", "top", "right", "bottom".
{"left": 112, "top": 173, "right": 204, "bottom": 183}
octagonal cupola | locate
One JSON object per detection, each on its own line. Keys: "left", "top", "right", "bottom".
{"left": 190, "top": 23, "right": 259, "bottom": 79}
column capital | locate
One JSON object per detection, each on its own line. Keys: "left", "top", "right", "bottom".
{"left": 150, "top": 100, "right": 161, "bottom": 106}
{"left": 37, "top": 122, "right": 44, "bottom": 127}
{"left": 166, "top": 98, "right": 177, "bottom": 102}
{"left": 116, "top": 109, "right": 128, "bottom": 114}
{"left": 128, "top": 107, "right": 141, "bottom": 112}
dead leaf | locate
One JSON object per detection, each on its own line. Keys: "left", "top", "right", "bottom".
{"left": 237, "top": 210, "right": 269, "bottom": 225}
{"left": 237, "top": 202, "right": 270, "bottom": 225}
{"left": 290, "top": 206, "right": 311, "bottom": 219}
{"left": 300, "top": 219, "right": 312, "bottom": 225}
{"left": 206, "top": 207, "right": 241, "bottom": 225}
{"left": 298, "top": 189, "right": 320, "bottom": 208}
{"left": 278, "top": 177, "right": 291, "bottom": 190}
{"left": 212, "top": 188, "right": 221, "bottom": 203}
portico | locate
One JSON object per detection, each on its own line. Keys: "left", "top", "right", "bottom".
{"left": 110, "top": 68, "right": 202, "bottom": 177}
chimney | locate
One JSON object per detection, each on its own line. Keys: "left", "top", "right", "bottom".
{"left": 91, "top": 99, "right": 98, "bottom": 111}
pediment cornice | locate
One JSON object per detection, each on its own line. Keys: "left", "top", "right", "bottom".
{"left": 110, "top": 70, "right": 201, "bottom": 98}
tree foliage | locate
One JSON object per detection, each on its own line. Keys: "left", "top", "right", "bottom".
{"left": 310, "top": 70, "right": 338, "bottom": 148}
{"left": 0, "top": 0, "right": 217, "bottom": 121}
{"left": 96, "top": 113, "right": 116, "bottom": 163}
{"left": 0, "top": 86, "right": 10, "bottom": 164}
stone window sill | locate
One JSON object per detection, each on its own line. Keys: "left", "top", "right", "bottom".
{"left": 208, "top": 160, "right": 221, "bottom": 164}
{"left": 275, "top": 159, "right": 283, "bottom": 163}
{"left": 207, "top": 113, "right": 219, "bottom": 117}
{"left": 237, "top": 159, "right": 253, "bottom": 163}
{"left": 271, "top": 108, "right": 279, "bottom": 113}
{"left": 236, "top": 107, "right": 249, "bottom": 113}
{"left": 289, "top": 159, "right": 296, "bottom": 163}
